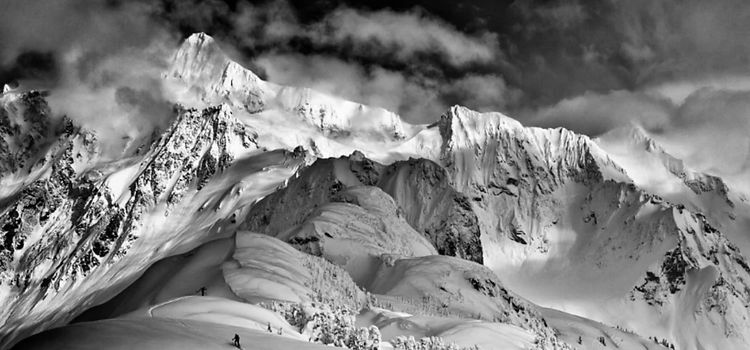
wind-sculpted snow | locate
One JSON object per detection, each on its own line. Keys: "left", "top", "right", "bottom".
{"left": 365, "top": 254, "right": 572, "bottom": 349}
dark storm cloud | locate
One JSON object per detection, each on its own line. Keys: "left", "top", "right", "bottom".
{"left": 498, "top": 0, "right": 750, "bottom": 185}
{"left": 0, "top": 51, "right": 59, "bottom": 88}
{"left": 0, "top": 0, "right": 180, "bottom": 156}
{"left": 503, "top": 0, "right": 750, "bottom": 106}
{"left": 225, "top": 0, "right": 516, "bottom": 122}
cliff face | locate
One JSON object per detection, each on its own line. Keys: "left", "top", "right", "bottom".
{"left": 437, "top": 105, "right": 629, "bottom": 195}
{"left": 426, "top": 106, "right": 750, "bottom": 349}
{"left": 240, "top": 152, "right": 483, "bottom": 264}
{"left": 0, "top": 97, "right": 271, "bottom": 348}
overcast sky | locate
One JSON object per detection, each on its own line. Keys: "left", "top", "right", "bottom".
{"left": 2, "top": 0, "right": 750, "bottom": 181}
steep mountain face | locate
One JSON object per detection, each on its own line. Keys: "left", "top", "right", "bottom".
{"left": 240, "top": 152, "right": 482, "bottom": 264}
{"left": 0, "top": 92, "right": 101, "bottom": 201}
{"left": 596, "top": 124, "right": 750, "bottom": 256}
{"left": 169, "top": 33, "right": 271, "bottom": 113}
{"left": 0, "top": 97, "right": 300, "bottom": 348}
{"left": 429, "top": 106, "right": 750, "bottom": 349}
{"left": 169, "top": 33, "right": 416, "bottom": 154}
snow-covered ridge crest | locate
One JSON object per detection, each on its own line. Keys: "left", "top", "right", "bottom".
{"left": 167, "top": 33, "right": 415, "bottom": 145}
{"left": 437, "top": 105, "right": 630, "bottom": 193}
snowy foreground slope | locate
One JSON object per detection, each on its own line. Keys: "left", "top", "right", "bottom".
{"left": 1, "top": 32, "right": 750, "bottom": 350}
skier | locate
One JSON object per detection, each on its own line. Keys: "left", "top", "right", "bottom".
{"left": 197, "top": 286, "right": 206, "bottom": 296}
{"left": 267, "top": 322, "right": 273, "bottom": 332}
{"left": 232, "top": 334, "right": 241, "bottom": 348}
{"left": 278, "top": 327, "right": 283, "bottom": 335}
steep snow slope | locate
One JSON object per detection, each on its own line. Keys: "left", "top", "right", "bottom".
{"left": 596, "top": 123, "right": 750, "bottom": 257}
{"left": 264, "top": 186, "right": 438, "bottom": 285}
{"left": 0, "top": 101, "right": 303, "bottom": 348}
{"left": 168, "top": 33, "right": 421, "bottom": 160}
{"left": 241, "top": 153, "right": 483, "bottom": 264}
{"left": 431, "top": 107, "right": 750, "bottom": 349}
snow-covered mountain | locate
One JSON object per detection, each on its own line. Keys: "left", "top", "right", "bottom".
{"left": 2, "top": 32, "right": 750, "bottom": 350}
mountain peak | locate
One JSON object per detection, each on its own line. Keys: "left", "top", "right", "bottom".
{"left": 168, "top": 33, "right": 269, "bottom": 112}
{"left": 185, "top": 32, "right": 215, "bottom": 47}
{"left": 170, "top": 32, "right": 228, "bottom": 81}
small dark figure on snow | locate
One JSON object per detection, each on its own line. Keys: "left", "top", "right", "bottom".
{"left": 267, "top": 322, "right": 273, "bottom": 332}
{"left": 232, "top": 334, "right": 241, "bottom": 348}
{"left": 197, "top": 287, "right": 207, "bottom": 296}
{"left": 277, "top": 328, "right": 283, "bottom": 335}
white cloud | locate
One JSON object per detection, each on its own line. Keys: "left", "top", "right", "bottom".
{"left": 317, "top": 7, "right": 500, "bottom": 67}
{"left": 526, "top": 90, "right": 673, "bottom": 136}
{"left": 233, "top": 0, "right": 501, "bottom": 68}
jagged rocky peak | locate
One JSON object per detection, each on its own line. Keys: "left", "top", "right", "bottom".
{"left": 135, "top": 103, "right": 259, "bottom": 213}
{"left": 438, "top": 105, "right": 630, "bottom": 194}
{"left": 0, "top": 101, "right": 269, "bottom": 348}
{"left": 0, "top": 91, "right": 102, "bottom": 190}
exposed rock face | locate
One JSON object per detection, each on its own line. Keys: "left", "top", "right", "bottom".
{"left": 241, "top": 152, "right": 483, "bottom": 264}
{"left": 631, "top": 209, "right": 750, "bottom": 309}
{"left": 427, "top": 106, "right": 750, "bottom": 349}
{"left": 0, "top": 99, "right": 261, "bottom": 348}
{"left": 1, "top": 92, "right": 59, "bottom": 182}
{"left": 438, "top": 105, "right": 629, "bottom": 195}
{"left": 378, "top": 158, "right": 483, "bottom": 263}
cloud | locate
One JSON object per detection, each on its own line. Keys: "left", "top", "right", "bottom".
{"left": 254, "top": 53, "right": 444, "bottom": 121}
{"left": 497, "top": 0, "right": 750, "bottom": 110}
{"left": 316, "top": 7, "right": 500, "bottom": 67}
{"left": 0, "top": 0, "right": 181, "bottom": 158}
{"left": 657, "top": 89, "right": 750, "bottom": 176}
{"left": 227, "top": 0, "right": 514, "bottom": 123}
{"left": 520, "top": 84, "right": 750, "bottom": 193}
{"left": 525, "top": 90, "right": 673, "bottom": 136}
{"left": 232, "top": 0, "right": 502, "bottom": 68}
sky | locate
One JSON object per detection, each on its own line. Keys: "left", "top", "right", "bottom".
{"left": 2, "top": 0, "right": 750, "bottom": 183}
